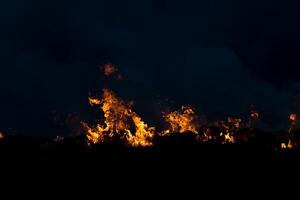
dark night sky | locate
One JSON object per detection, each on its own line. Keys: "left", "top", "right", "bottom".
{"left": 1, "top": 0, "right": 300, "bottom": 136}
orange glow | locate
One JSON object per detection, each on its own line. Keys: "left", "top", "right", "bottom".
{"left": 281, "top": 139, "right": 294, "bottom": 149}
{"left": 102, "top": 63, "right": 123, "bottom": 80}
{"left": 290, "top": 113, "right": 297, "bottom": 122}
{"left": 81, "top": 66, "right": 299, "bottom": 149}
{"left": 250, "top": 111, "right": 259, "bottom": 120}
{"left": 162, "top": 106, "right": 198, "bottom": 135}
{"left": 83, "top": 89, "right": 155, "bottom": 147}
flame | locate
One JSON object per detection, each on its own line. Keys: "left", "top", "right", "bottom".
{"left": 281, "top": 139, "right": 294, "bottom": 149}
{"left": 83, "top": 89, "right": 155, "bottom": 147}
{"left": 89, "top": 98, "right": 101, "bottom": 106}
{"left": 281, "top": 113, "right": 298, "bottom": 149}
{"left": 221, "top": 132, "right": 235, "bottom": 144}
{"left": 82, "top": 65, "right": 300, "bottom": 149}
{"left": 126, "top": 115, "right": 155, "bottom": 147}
{"left": 216, "top": 117, "right": 241, "bottom": 144}
{"left": 290, "top": 113, "right": 297, "bottom": 122}
{"left": 82, "top": 122, "right": 107, "bottom": 144}
{"left": 162, "top": 106, "right": 198, "bottom": 135}
{"left": 102, "top": 63, "right": 123, "bottom": 80}
{"left": 0, "top": 132, "right": 4, "bottom": 140}
{"left": 279, "top": 113, "right": 298, "bottom": 149}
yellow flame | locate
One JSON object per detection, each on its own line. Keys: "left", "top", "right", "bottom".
{"left": 162, "top": 106, "right": 198, "bottom": 135}
{"left": 89, "top": 97, "right": 101, "bottom": 106}
{"left": 224, "top": 132, "right": 235, "bottom": 144}
{"left": 83, "top": 89, "right": 155, "bottom": 147}
{"left": 126, "top": 115, "right": 155, "bottom": 147}
{"left": 281, "top": 139, "right": 294, "bottom": 149}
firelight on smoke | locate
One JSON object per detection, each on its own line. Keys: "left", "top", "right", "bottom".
{"left": 80, "top": 63, "right": 298, "bottom": 149}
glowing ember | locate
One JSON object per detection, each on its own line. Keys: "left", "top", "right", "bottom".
{"left": 250, "top": 111, "right": 259, "bottom": 120}
{"left": 290, "top": 113, "right": 297, "bottom": 122}
{"left": 102, "top": 63, "right": 123, "bottom": 80}
{"left": 162, "top": 106, "right": 198, "bottom": 135}
{"left": 215, "top": 117, "right": 241, "bottom": 144}
{"left": 83, "top": 89, "right": 155, "bottom": 147}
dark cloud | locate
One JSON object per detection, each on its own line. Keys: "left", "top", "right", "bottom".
{"left": 0, "top": 0, "right": 299, "bottom": 135}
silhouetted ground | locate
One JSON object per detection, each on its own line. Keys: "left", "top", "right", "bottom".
{"left": 1, "top": 129, "right": 300, "bottom": 165}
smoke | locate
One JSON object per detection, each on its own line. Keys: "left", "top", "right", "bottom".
{"left": 0, "top": 0, "right": 299, "bottom": 135}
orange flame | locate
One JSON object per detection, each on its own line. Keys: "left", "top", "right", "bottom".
{"left": 83, "top": 89, "right": 155, "bottom": 147}
{"left": 216, "top": 117, "right": 241, "bottom": 144}
{"left": 162, "top": 106, "right": 198, "bottom": 135}
{"left": 126, "top": 115, "right": 155, "bottom": 147}
{"left": 0, "top": 132, "right": 4, "bottom": 140}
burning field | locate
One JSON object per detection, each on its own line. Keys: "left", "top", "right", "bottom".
{"left": 1, "top": 63, "right": 300, "bottom": 162}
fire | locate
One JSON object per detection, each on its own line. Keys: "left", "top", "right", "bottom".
{"left": 215, "top": 117, "right": 241, "bottom": 144}
{"left": 290, "top": 113, "right": 297, "bottom": 122}
{"left": 89, "top": 98, "right": 101, "bottom": 106}
{"left": 83, "top": 89, "right": 155, "bottom": 147}
{"left": 162, "top": 106, "right": 198, "bottom": 135}
{"left": 126, "top": 115, "right": 155, "bottom": 147}
{"left": 82, "top": 122, "right": 107, "bottom": 144}
{"left": 220, "top": 132, "right": 235, "bottom": 144}
{"left": 102, "top": 63, "right": 123, "bottom": 80}
{"left": 280, "top": 113, "right": 297, "bottom": 149}
{"left": 281, "top": 139, "right": 294, "bottom": 149}
{"left": 81, "top": 66, "right": 299, "bottom": 149}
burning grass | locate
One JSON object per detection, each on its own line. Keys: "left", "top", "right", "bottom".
{"left": 83, "top": 88, "right": 155, "bottom": 147}
{"left": 79, "top": 63, "right": 300, "bottom": 150}
{"left": 0, "top": 63, "right": 299, "bottom": 156}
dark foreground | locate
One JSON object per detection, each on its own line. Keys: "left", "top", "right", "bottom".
{"left": 1, "top": 131, "right": 299, "bottom": 163}
{"left": 1, "top": 133, "right": 300, "bottom": 184}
